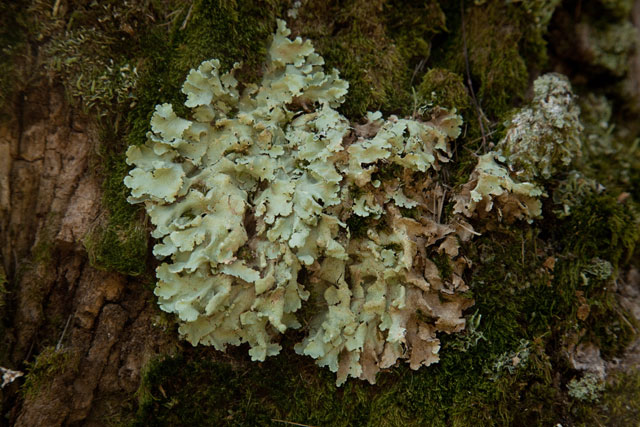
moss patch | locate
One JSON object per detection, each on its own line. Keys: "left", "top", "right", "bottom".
{"left": 418, "top": 68, "right": 471, "bottom": 112}
{"left": 571, "top": 368, "right": 640, "bottom": 425}
{"left": 291, "top": 0, "right": 448, "bottom": 118}
{"left": 21, "top": 347, "right": 71, "bottom": 397}
{"left": 0, "top": 2, "right": 27, "bottom": 118}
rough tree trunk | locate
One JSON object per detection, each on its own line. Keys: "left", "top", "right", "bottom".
{"left": 1, "top": 82, "right": 175, "bottom": 425}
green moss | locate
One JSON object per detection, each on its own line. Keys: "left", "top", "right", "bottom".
{"left": 572, "top": 369, "right": 640, "bottom": 425}
{"left": 597, "top": 0, "right": 635, "bottom": 17}
{"left": 431, "top": 251, "right": 453, "bottom": 281}
{"left": 553, "top": 193, "right": 639, "bottom": 358}
{"left": 577, "top": 93, "right": 640, "bottom": 203}
{"left": 433, "top": 0, "right": 558, "bottom": 120}
{"left": 88, "top": 130, "right": 148, "bottom": 276}
{"left": 21, "top": 347, "right": 71, "bottom": 397}
{"left": 418, "top": 68, "right": 470, "bottom": 112}
{"left": 84, "top": 222, "right": 147, "bottom": 276}
{"left": 345, "top": 215, "right": 371, "bottom": 239}
{"left": 556, "top": 193, "right": 638, "bottom": 267}
{"left": 292, "top": 0, "right": 448, "bottom": 118}
{"left": 0, "top": 2, "right": 27, "bottom": 117}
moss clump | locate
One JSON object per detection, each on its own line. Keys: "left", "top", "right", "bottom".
{"left": 86, "top": 136, "right": 148, "bottom": 276}
{"left": 573, "top": 369, "right": 640, "bottom": 424}
{"left": 21, "top": 347, "right": 71, "bottom": 397}
{"left": 0, "top": 2, "right": 27, "bottom": 117}
{"left": 557, "top": 193, "right": 638, "bottom": 268}
{"left": 292, "top": 0, "right": 448, "bottom": 117}
{"left": 418, "top": 68, "right": 470, "bottom": 112}
{"left": 553, "top": 192, "right": 639, "bottom": 358}
{"left": 577, "top": 93, "right": 640, "bottom": 203}
{"left": 134, "top": 350, "right": 378, "bottom": 427}
{"left": 434, "top": 0, "right": 560, "bottom": 119}
{"left": 430, "top": 251, "right": 454, "bottom": 281}
{"left": 84, "top": 222, "right": 147, "bottom": 276}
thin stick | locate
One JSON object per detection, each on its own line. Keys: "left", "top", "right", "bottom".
{"left": 460, "top": 0, "right": 487, "bottom": 150}
{"left": 56, "top": 314, "right": 72, "bottom": 351}
{"left": 52, "top": 0, "right": 62, "bottom": 17}
{"left": 181, "top": 3, "right": 194, "bottom": 30}
{"left": 456, "top": 221, "right": 482, "bottom": 236}
{"left": 437, "top": 189, "right": 447, "bottom": 223}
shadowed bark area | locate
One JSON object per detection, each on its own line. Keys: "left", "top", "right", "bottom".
{"left": 0, "top": 0, "right": 639, "bottom": 426}
{"left": 1, "top": 82, "right": 176, "bottom": 426}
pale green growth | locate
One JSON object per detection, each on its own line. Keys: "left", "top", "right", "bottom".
{"left": 505, "top": 0, "right": 562, "bottom": 28}
{"left": 568, "top": 372, "right": 605, "bottom": 402}
{"left": 451, "top": 74, "right": 579, "bottom": 223}
{"left": 552, "top": 170, "right": 603, "bottom": 218}
{"left": 497, "top": 73, "right": 583, "bottom": 180}
{"left": 576, "top": 18, "right": 637, "bottom": 76}
{"left": 579, "top": 94, "right": 616, "bottom": 158}
{"left": 485, "top": 339, "right": 531, "bottom": 381}
{"left": 581, "top": 257, "right": 614, "bottom": 286}
{"left": 453, "top": 152, "right": 545, "bottom": 223}
{"left": 447, "top": 310, "right": 486, "bottom": 353}
{"left": 125, "top": 20, "right": 476, "bottom": 385}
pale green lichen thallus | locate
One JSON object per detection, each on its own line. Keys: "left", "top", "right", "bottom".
{"left": 124, "top": 20, "right": 544, "bottom": 386}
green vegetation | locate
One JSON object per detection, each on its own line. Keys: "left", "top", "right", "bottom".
{"left": 418, "top": 68, "right": 471, "bottom": 113}
{"left": 573, "top": 369, "right": 640, "bottom": 425}
{"left": 84, "top": 143, "right": 148, "bottom": 276}
{"left": 21, "top": 347, "right": 71, "bottom": 397}
{"left": 292, "top": 0, "right": 449, "bottom": 117}
{"left": 0, "top": 2, "right": 27, "bottom": 118}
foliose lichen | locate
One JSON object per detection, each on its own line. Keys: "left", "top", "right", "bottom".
{"left": 124, "top": 20, "right": 543, "bottom": 386}
{"left": 568, "top": 372, "right": 605, "bottom": 402}
{"left": 453, "top": 151, "right": 545, "bottom": 223}
{"left": 449, "top": 75, "right": 586, "bottom": 224}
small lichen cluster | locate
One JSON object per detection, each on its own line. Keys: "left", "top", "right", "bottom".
{"left": 568, "top": 372, "right": 605, "bottom": 402}
{"left": 497, "top": 73, "right": 583, "bottom": 180}
{"left": 125, "top": 20, "right": 542, "bottom": 385}
{"left": 454, "top": 73, "right": 589, "bottom": 224}
{"left": 454, "top": 151, "right": 545, "bottom": 223}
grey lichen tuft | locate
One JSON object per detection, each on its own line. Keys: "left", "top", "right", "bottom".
{"left": 497, "top": 73, "right": 583, "bottom": 180}
{"left": 568, "top": 372, "right": 605, "bottom": 402}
